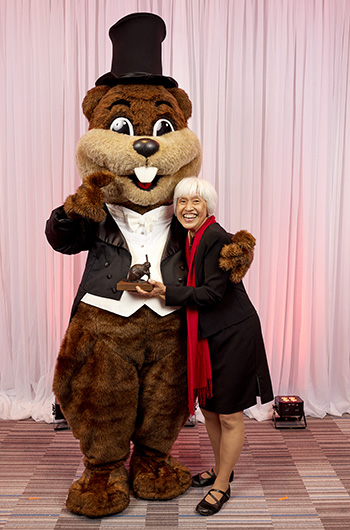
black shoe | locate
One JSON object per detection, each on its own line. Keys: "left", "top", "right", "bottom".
{"left": 195, "top": 486, "right": 231, "bottom": 516}
{"left": 191, "top": 468, "right": 234, "bottom": 487}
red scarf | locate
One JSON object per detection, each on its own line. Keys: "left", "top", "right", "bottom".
{"left": 186, "top": 215, "right": 216, "bottom": 415}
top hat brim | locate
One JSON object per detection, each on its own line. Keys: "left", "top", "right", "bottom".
{"left": 95, "top": 71, "right": 178, "bottom": 88}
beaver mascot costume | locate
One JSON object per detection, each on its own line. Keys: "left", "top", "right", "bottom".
{"left": 46, "top": 13, "right": 255, "bottom": 518}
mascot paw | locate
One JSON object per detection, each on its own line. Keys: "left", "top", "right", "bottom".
{"left": 64, "top": 171, "right": 115, "bottom": 222}
{"left": 66, "top": 462, "right": 129, "bottom": 518}
{"left": 130, "top": 452, "right": 191, "bottom": 500}
{"left": 219, "top": 229, "right": 256, "bottom": 283}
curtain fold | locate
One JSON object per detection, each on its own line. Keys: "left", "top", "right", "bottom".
{"left": 1, "top": 0, "right": 349, "bottom": 422}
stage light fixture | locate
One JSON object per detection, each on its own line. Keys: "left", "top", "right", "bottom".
{"left": 273, "top": 395, "right": 307, "bottom": 429}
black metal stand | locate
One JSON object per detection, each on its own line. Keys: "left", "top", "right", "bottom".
{"left": 273, "top": 408, "right": 307, "bottom": 429}
{"left": 52, "top": 402, "right": 70, "bottom": 431}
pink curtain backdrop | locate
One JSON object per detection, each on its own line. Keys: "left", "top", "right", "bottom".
{"left": 0, "top": 0, "right": 349, "bottom": 422}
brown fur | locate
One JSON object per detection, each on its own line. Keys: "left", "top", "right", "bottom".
{"left": 54, "top": 304, "right": 189, "bottom": 463}
{"left": 64, "top": 171, "right": 115, "bottom": 221}
{"left": 130, "top": 453, "right": 192, "bottom": 500}
{"left": 66, "top": 462, "right": 130, "bottom": 517}
{"left": 219, "top": 230, "right": 256, "bottom": 283}
{"left": 83, "top": 85, "right": 190, "bottom": 132}
{"left": 54, "top": 302, "right": 190, "bottom": 516}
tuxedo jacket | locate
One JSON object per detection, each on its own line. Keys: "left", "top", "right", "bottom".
{"left": 45, "top": 206, "right": 188, "bottom": 317}
{"left": 165, "top": 223, "right": 257, "bottom": 339}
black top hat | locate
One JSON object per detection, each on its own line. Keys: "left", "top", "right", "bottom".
{"left": 96, "top": 12, "right": 178, "bottom": 88}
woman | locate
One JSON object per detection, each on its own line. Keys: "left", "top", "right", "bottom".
{"left": 137, "top": 177, "right": 273, "bottom": 516}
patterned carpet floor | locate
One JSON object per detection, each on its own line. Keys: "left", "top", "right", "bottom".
{"left": 0, "top": 415, "right": 349, "bottom": 529}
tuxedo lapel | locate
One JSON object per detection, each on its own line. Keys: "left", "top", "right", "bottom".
{"left": 97, "top": 207, "right": 129, "bottom": 249}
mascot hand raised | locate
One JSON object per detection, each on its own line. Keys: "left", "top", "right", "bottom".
{"left": 64, "top": 171, "right": 115, "bottom": 222}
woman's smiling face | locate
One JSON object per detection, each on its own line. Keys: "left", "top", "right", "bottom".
{"left": 176, "top": 194, "right": 208, "bottom": 234}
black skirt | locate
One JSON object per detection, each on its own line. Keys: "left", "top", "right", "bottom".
{"left": 201, "top": 313, "right": 274, "bottom": 414}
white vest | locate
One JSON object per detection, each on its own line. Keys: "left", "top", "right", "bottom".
{"left": 81, "top": 204, "right": 180, "bottom": 317}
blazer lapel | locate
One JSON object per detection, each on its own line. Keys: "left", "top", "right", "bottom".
{"left": 161, "top": 216, "right": 187, "bottom": 261}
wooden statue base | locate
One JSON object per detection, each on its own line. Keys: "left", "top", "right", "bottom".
{"left": 117, "top": 280, "right": 154, "bottom": 292}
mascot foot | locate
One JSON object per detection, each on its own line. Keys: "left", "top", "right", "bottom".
{"left": 130, "top": 452, "right": 192, "bottom": 500}
{"left": 66, "top": 462, "right": 129, "bottom": 517}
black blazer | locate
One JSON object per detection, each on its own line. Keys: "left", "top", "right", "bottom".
{"left": 165, "top": 223, "right": 257, "bottom": 339}
{"left": 45, "top": 206, "right": 188, "bottom": 317}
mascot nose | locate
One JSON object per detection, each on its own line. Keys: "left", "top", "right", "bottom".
{"left": 133, "top": 138, "right": 160, "bottom": 158}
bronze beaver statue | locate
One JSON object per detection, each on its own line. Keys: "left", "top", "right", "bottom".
{"left": 127, "top": 256, "right": 151, "bottom": 283}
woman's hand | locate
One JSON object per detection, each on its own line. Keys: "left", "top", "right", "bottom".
{"left": 135, "top": 279, "right": 166, "bottom": 298}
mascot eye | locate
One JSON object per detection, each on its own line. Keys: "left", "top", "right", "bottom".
{"left": 110, "top": 117, "right": 134, "bottom": 135}
{"left": 153, "top": 119, "right": 175, "bottom": 136}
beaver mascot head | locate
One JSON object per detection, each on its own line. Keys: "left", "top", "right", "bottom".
{"left": 64, "top": 12, "right": 202, "bottom": 221}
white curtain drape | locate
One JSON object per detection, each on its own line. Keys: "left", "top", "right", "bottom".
{"left": 1, "top": 0, "right": 349, "bottom": 422}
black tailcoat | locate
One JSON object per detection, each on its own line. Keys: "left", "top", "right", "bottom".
{"left": 45, "top": 206, "right": 188, "bottom": 317}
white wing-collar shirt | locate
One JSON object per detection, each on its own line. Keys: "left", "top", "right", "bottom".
{"left": 81, "top": 204, "right": 180, "bottom": 317}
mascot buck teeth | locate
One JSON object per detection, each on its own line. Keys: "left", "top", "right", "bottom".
{"left": 46, "top": 12, "right": 255, "bottom": 518}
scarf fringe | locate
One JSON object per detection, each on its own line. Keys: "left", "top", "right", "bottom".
{"left": 196, "top": 379, "right": 213, "bottom": 407}
{"left": 188, "top": 380, "right": 213, "bottom": 416}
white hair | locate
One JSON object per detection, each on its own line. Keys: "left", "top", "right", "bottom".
{"left": 173, "top": 177, "right": 218, "bottom": 216}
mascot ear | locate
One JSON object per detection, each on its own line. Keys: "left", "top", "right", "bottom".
{"left": 169, "top": 87, "right": 192, "bottom": 121}
{"left": 82, "top": 85, "right": 110, "bottom": 122}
